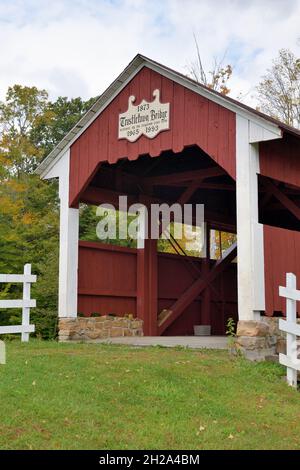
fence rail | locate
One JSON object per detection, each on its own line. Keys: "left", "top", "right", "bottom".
{"left": 0, "top": 264, "right": 36, "bottom": 342}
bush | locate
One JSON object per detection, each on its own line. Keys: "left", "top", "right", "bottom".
{"left": 0, "top": 308, "right": 58, "bottom": 340}
{"left": 30, "top": 308, "right": 58, "bottom": 340}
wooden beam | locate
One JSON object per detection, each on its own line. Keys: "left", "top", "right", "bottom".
{"left": 136, "top": 197, "right": 158, "bottom": 336}
{"left": 204, "top": 211, "right": 236, "bottom": 231}
{"left": 262, "top": 178, "right": 300, "bottom": 221}
{"left": 137, "top": 238, "right": 158, "bottom": 336}
{"left": 81, "top": 186, "right": 236, "bottom": 233}
{"left": 197, "top": 182, "right": 235, "bottom": 191}
{"left": 177, "top": 180, "right": 202, "bottom": 205}
{"left": 201, "top": 259, "right": 211, "bottom": 325}
{"left": 264, "top": 202, "right": 287, "bottom": 211}
{"left": 79, "top": 240, "right": 137, "bottom": 254}
{"left": 78, "top": 287, "right": 136, "bottom": 298}
{"left": 163, "top": 235, "right": 226, "bottom": 305}
{"left": 282, "top": 188, "right": 300, "bottom": 196}
{"left": 158, "top": 242, "right": 237, "bottom": 334}
{"left": 164, "top": 182, "right": 235, "bottom": 191}
{"left": 201, "top": 223, "right": 211, "bottom": 325}
{"left": 166, "top": 231, "right": 202, "bottom": 277}
{"left": 259, "top": 179, "right": 280, "bottom": 209}
{"left": 162, "top": 234, "right": 226, "bottom": 305}
{"left": 144, "top": 167, "right": 225, "bottom": 187}
{"left": 95, "top": 166, "right": 140, "bottom": 187}
{"left": 160, "top": 209, "right": 236, "bottom": 235}
{"left": 80, "top": 186, "right": 136, "bottom": 207}
{"left": 209, "top": 222, "right": 236, "bottom": 234}
{"left": 81, "top": 185, "right": 175, "bottom": 208}
{"left": 260, "top": 190, "right": 273, "bottom": 209}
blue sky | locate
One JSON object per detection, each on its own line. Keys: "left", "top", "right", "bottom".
{"left": 0, "top": 0, "right": 299, "bottom": 106}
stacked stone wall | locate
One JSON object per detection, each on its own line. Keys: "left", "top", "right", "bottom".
{"left": 58, "top": 316, "right": 143, "bottom": 342}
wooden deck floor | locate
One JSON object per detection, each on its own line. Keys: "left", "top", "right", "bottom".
{"left": 95, "top": 336, "right": 227, "bottom": 349}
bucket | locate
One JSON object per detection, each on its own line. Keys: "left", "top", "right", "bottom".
{"left": 193, "top": 325, "right": 211, "bottom": 336}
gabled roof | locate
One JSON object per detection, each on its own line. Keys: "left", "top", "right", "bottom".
{"left": 36, "top": 53, "right": 300, "bottom": 178}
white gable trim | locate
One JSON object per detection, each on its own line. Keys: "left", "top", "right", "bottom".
{"left": 38, "top": 54, "right": 283, "bottom": 180}
{"left": 249, "top": 121, "right": 282, "bottom": 143}
{"left": 38, "top": 59, "right": 146, "bottom": 179}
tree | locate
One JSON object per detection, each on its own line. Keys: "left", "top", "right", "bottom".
{"left": 0, "top": 172, "right": 59, "bottom": 338}
{"left": 31, "top": 96, "right": 97, "bottom": 156}
{"left": 0, "top": 85, "right": 50, "bottom": 175}
{"left": 257, "top": 49, "right": 300, "bottom": 128}
{"left": 188, "top": 35, "right": 233, "bottom": 95}
{"left": 0, "top": 85, "right": 96, "bottom": 338}
{"left": 210, "top": 230, "right": 236, "bottom": 259}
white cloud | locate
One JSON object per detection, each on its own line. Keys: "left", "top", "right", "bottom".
{"left": 0, "top": 0, "right": 299, "bottom": 106}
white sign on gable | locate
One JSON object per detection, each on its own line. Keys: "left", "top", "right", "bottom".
{"left": 118, "top": 89, "right": 170, "bottom": 143}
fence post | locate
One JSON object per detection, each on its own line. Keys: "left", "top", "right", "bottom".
{"left": 279, "top": 272, "right": 300, "bottom": 388}
{"left": 0, "top": 264, "right": 36, "bottom": 346}
{"left": 21, "top": 263, "right": 31, "bottom": 342}
{"left": 0, "top": 340, "right": 5, "bottom": 364}
{"left": 285, "top": 273, "right": 298, "bottom": 387}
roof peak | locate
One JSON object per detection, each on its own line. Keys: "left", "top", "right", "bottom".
{"left": 37, "top": 53, "right": 300, "bottom": 178}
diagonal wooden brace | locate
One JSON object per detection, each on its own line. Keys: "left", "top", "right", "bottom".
{"left": 158, "top": 242, "right": 237, "bottom": 334}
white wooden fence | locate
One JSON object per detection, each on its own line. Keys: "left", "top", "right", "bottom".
{"left": 0, "top": 264, "right": 36, "bottom": 342}
{"left": 279, "top": 272, "right": 300, "bottom": 388}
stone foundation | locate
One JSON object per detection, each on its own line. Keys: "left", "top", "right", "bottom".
{"left": 236, "top": 317, "right": 300, "bottom": 361}
{"left": 58, "top": 316, "right": 143, "bottom": 342}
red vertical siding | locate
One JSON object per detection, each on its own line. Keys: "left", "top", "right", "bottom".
{"left": 78, "top": 242, "right": 237, "bottom": 335}
{"left": 260, "top": 133, "right": 300, "bottom": 186}
{"left": 260, "top": 133, "right": 300, "bottom": 317}
{"left": 78, "top": 241, "right": 137, "bottom": 317}
{"left": 69, "top": 67, "right": 236, "bottom": 206}
{"left": 264, "top": 225, "right": 300, "bottom": 316}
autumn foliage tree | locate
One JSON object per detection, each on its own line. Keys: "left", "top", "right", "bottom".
{"left": 188, "top": 35, "right": 232, "bottom": 95}
{"left": 0, "top": 85, "right": 50, "bottom": 175}
{"left": 0, "top": 85, "right": 95, "bottom": 338}
{"left": 257, "top": 48, "right": 300, "bottom": 129}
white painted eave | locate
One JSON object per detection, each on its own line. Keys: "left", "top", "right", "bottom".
{"left": 37, "top": 55, "right": 145, "bottom": 179}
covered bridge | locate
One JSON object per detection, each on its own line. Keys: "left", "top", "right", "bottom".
{"left": 37, "top": 54, "right": 300, "bottom": 356}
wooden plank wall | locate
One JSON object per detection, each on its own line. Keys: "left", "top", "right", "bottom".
{"left": 260, "top": 133, "right": 300, "bottom": 187}
{"left": 78, "top": 241, "right": 238, "bottom": 335}
{"left": 260, "top": 134, "right": 300, "bottom": 317}
{"left": 158, "top": 254, "right": 237, "bottom": 335}
{"left": 70, "top": 67, "right": 236, "bottom": 206}
{"left": 78, "top": 241, "right": 137, "bottom": 317}
{"left": 264, "top": 225, "right": 300, "bottom": 316}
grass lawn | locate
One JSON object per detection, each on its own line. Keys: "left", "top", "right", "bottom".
{"left": 0, "top": 339, "right": 300, "bottom": 450}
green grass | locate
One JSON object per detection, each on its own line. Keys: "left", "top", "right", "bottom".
{"left": 0, "top": 339, "right": 300, "bottom": 450}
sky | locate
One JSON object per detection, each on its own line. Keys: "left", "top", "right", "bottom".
{"left": 0, "top": 0, "right": 300, "bottom": 106}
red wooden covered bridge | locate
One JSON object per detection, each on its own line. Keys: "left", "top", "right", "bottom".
{"left": 37, "top": 54, "right": 300, "bottom": 345}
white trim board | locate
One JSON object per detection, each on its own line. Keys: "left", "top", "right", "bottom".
{"left": 37, "top": 59, "right": 145, "bottom": 179}
{"left": 236, "top": 114, "right": 266, "bottom": 321}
